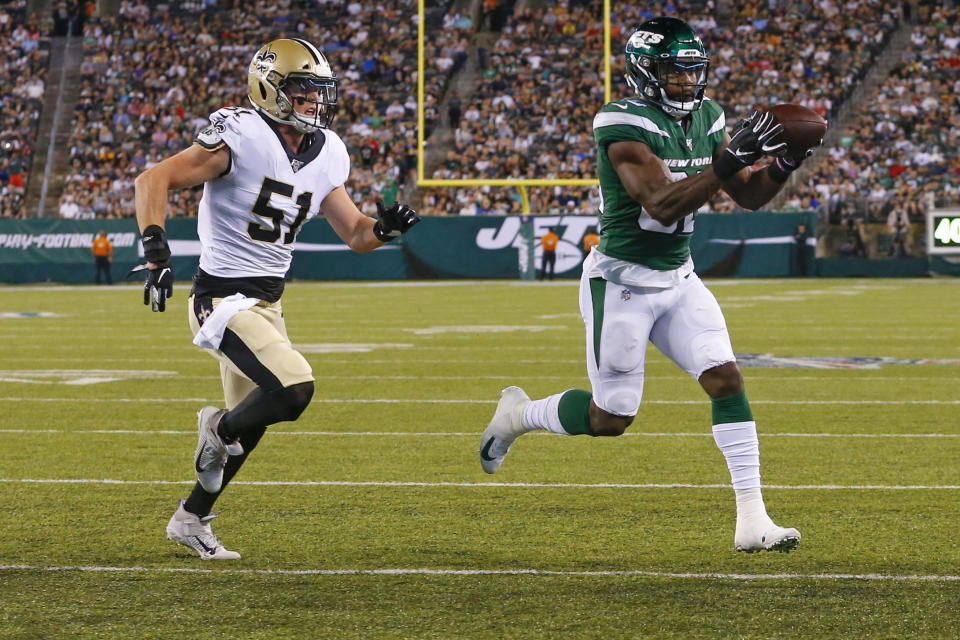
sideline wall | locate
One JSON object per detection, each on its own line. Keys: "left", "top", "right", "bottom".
{"left": 2, "top": 211, "right": 942, "bottom": 284}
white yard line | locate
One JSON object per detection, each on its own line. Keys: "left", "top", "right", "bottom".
{"left": 0, "top": 564, "right": 958, "bottom": 582}
{"left": 1, "top": 429, "right": 956, "bottom": 439}
{"left": 0, "top": 358, "right": 591, "bottom": 364}
{"left": 2, "top": 397, "right": 959, "bottom": 405}
{"left": 2, "top": 374, "right": 959, "bottom": 382}
{"left": 4, "top": 355, "right": 953, "bottom": 366}
{"left": 0, "top": 281, "right": 519, "bottom": 293}
{"left": 2, "top": 478, "right": 958, "bottom": 490}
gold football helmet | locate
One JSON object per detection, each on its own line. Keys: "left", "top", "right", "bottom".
{"left": 247, "top": 38, "right": 338, "bottom": 133}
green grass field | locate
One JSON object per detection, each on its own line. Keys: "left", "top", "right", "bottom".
{"left": 1, "top": 278, "right": 959, "bottom": 639}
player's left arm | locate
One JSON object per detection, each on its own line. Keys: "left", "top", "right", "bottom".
{"left": 719, "top": 132, "right": 817, "bottom": 210}
{"left": 321, "top": 186, "right": 420, "bottom": 253}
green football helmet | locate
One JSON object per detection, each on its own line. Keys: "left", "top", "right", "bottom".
{"left": 624, "top": 17, "right": 710, "bottom": 119}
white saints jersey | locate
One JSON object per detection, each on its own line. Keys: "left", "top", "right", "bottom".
{"left": 194, "top": 106, "right": 350, "bottom": 278}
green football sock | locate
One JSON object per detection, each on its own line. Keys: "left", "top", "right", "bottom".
{"left": 711, "top": 390, "right": 753, "bottom": 425}
{"left": 558, "top": 389, "right": 593, "bottom": 435}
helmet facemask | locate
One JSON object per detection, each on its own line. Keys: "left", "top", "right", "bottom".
{"left": 627, "top": 53, "right": 710, "bottom": 119}
{"left": 278, "top": 74, "right": 338, "bottom": 133}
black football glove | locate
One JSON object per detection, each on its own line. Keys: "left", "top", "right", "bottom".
{"left": 373, "top": 200, "right": 421, "bottom": 242}
{"left": 713, "top": 111, "right": 786, "bottom": 181}
{"left": 143, "top": 263, "right": 174, "bottom": 312}
{"left": 137, "top": 224, "right": 174, "bottom": 312}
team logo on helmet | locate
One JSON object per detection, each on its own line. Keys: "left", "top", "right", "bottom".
{"left": 253, "top": 47, "right": 277, "bottom": 75}
{"left": 627, "top": 30, "right": 665, "bottom": 48}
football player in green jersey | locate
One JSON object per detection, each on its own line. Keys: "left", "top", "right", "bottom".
{"left": 480, "top": 17, "right": 818, "bottom": 553}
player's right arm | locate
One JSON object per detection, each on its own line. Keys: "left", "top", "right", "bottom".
{"left": 607, "top": 140, "right": 724, "bottom": 227}
{"left": 609, "top": 109, "right": 788, "bottom": 226}
{"left": 133, "top": 143, "right": 229, "bottom": 312}
{"left": 134, "top": 144, "right": 229, "bottom": 236}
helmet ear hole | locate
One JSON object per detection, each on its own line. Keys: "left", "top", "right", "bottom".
{"left": 259, "top": 82, "right": 268, "bottom": 101}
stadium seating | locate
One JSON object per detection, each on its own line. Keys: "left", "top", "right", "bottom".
{"left": 422, "top": 0, "right": 902, "bottom": 215}
{"left": 1, "top": 3, "right": 51, "bottom": 219}
{"left": 808, "top": 6, "right": 959, "bottom": 228}
{"left": 42, "top": 0, "right": 953, "bottom": 257}
{"left": 62, "top": 0, "right": 459, "bottom": 218}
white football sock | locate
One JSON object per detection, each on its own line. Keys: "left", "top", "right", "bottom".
{"left": 521, "top": 393, "right": 569, "bottom": 434}
{"left": 713, "top": 420, "right": 773, "bottom": 529}
{"left": 712, "top": 420, "right": 762, "bottom": 490}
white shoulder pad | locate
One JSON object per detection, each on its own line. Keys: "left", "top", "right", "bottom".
{"left": 195, "top": 121, "right": 226, "bottom": 150}
{"left": 195, "top": 107, "right": 256, "bottom": 150}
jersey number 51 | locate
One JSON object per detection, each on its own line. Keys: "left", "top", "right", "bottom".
{"left": 248, "top": 177, "right": 313, "bottom": 245}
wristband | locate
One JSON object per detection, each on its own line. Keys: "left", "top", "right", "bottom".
{"left": 712, "top": 151, "right": 745, "bottom": 182}
{"left": 141, "top": 224, "right": 171, "bottom": 265}
{"left": 767, "top": 157, "right": 798, "bottom": 184}
{"left": 372, "top": 220, "right": 394, "bottom": 243}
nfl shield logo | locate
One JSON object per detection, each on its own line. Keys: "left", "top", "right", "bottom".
{"left": 290, "top": 158, "right": 304, "bottom": 173}
{"left": 620, "top": 289, "right": 631, "bottom": 301}
{"left": 685, "top": 139, "right": 694, "bottom": 151}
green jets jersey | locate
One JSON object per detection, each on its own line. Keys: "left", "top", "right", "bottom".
{"left": 593, "top": 97, "right": 726, "bottom": 270}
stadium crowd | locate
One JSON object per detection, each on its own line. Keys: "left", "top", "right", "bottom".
{"left": 2, "top": 0, "right": 947, "bottom": 244}
{"left": 802, "top": 4, "right": 960, "bottom": 238}
{"left": 1, "top": 1, "right": 51, "bottom": 219}
{"left": 423, "top": 1, "right": 606, "bottom": 216}
{"left": 421, "top": 0, "right": 903, "bottom": 216}
{"left": 59, "top": 0, "right": 462, "bottom": 219}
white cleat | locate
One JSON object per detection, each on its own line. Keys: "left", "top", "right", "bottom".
{"left": 735, "top": 522, "right": 801, "bottom": 553}
{"left": 194, "top": 406, "right": 241, "bottom": 493}
{"left": 479, "top": 386, "right": 531, "bottom": 474}
{"left": 165, "top": 500, "right": 241, "bottom": 560}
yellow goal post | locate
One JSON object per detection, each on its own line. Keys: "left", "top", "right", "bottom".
{"left": 415, "top": 0, "right": 616, "bottom": 214}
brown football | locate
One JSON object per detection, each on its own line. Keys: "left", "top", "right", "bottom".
{"left": 768, "top": 104, "right": 828, "bottom": 157}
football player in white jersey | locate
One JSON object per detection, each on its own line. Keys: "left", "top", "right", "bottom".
{"left": 134, "top": 38, "right": 420, "bottom": 560}
{"left": 479, "top": 18, "right": 822, "bottom": 553}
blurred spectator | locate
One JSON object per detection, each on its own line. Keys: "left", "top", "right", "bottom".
{"left": 886, "top": 199, "right": 911, "bottom": 257}
{"left": 59, "top": 192, "right": 79, "bottom": 218}
{"left": 838, "top": 212, "right": 868, "bottom": 258}
{"left": 52, "top": 1, "right": 85, "bottom": 37}
{"left": 447, "top": 91, "right": 462, "bottom": 126}
{"left": 793, "top": 223, "right": 811, "bottom": 276}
